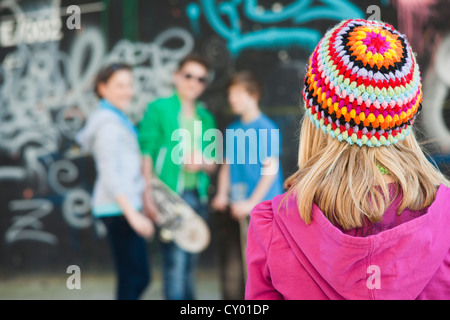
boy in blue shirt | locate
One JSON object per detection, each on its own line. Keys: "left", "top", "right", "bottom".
{"left": 212, "top": 71, "right": 284, "bottom": 299}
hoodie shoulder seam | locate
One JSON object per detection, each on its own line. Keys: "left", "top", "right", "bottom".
{"left": 268, "top": 203, "right": 275, "bottom": 254}
{"left": 265, "top": 201, "right": 276, "bottom": 284}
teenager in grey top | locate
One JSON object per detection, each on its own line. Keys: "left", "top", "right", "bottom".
{"left": 76, "top": 63, "right": 153, "bottom": 300}
{"left": 76, "top": 100, "right": 145, "bottom": 218}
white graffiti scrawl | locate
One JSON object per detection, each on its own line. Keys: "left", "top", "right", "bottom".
{"left": 5, "top": 199, "right": 57, "bottom": 245}
{"left": 0, "top": 0, "right": 195, "bottom": 246}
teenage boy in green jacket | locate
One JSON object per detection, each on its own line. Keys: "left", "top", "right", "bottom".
{"left": 138, "top": 54, "right": 217, "bottom": 300}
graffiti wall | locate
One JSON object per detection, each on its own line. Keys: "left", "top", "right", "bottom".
{"left": 0, "top": 0, "right": 449, "bottom": 277}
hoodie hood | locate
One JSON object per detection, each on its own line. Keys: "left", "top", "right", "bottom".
{"left": 269, "top": 184, "right": 450, "bottom": 300}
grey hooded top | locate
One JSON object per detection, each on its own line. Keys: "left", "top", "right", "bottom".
{"left": 76, "top": 108, "right": 145, "bottom": 217}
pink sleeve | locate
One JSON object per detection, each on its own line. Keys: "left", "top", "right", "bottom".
{"left": 245, "top": 200, "right": 284, "bottom": 300}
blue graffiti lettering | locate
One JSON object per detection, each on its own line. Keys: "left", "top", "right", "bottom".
{"left": 187, "top": 3, "right": 202, "bottom": 36}
{"left": 187, "top": 0, "right": 364, "bottom": 56}
{"left": 244, "top": 0, "right": 363, "bottom": 24}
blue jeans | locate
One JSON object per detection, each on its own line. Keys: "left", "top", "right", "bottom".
{"left": 102, "top": 215, "right": 151, "bottom": 300}
{"left": 161, "top": 190, "right": 208, "bottom": 300}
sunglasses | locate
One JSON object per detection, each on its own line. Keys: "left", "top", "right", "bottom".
{"left": 181, "top": 72, "right": 208, "bottom": 84}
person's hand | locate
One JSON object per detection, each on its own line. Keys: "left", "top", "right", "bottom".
{"left": 143, "top": 187, "right": 161, "bottom": 224}
{"left": 125, "top": 209, "right": 155, "bottom": 239}
{"left": 230, "top": 200, "right": 255, "bottom": 221}
{"left": 212, "top": 193, "right": 229, "bottom": 212}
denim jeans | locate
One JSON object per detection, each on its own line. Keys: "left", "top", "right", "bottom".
{"left": 213, "top": 208, "right": 246, "bottom": 300}
{"left": 102, "top": 215, "right": 151, "bottom": 300}
{"left": 161, "top": 190, "right": 208, "bottom": 300}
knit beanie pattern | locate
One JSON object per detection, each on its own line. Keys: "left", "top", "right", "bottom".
{"left": 303, "top": 19, "right": 423, "bottom": 147}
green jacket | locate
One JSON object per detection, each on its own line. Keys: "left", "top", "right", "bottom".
{"left": 138, "top": 93, "right": 217, "bottom": 202}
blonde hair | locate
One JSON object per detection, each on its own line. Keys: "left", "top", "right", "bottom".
{"left": 283, "top": 116, "right": 450, "bottom": 230}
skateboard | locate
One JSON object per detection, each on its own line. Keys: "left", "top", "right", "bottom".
{"left": 149, "top": 177, "right": 211, "bottom": 254}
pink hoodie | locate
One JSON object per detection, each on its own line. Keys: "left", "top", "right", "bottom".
{"left": 245, "top": 184, "right": 450, "bottom": 300}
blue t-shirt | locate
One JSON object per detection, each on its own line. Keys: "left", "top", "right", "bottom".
{"left": 225, "top": 113, "right": 284, "bottom": 202}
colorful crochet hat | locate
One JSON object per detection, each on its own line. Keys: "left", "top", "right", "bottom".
{"left": 303, "top": 19, "right": 422, "bottom": 147}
